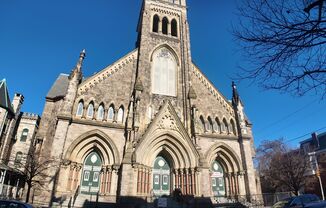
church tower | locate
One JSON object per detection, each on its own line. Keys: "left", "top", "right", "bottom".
{"left": 34, "top": 0, "right": 260, "bottom": 206}
{"left": 134, "top": 0, "right": 192, "bottom": 134}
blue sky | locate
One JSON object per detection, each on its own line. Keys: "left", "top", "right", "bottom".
{"left": 0, "top": 0, "right": 325, "bottom": 147}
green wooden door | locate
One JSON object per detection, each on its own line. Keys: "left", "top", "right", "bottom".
{"left": 211, "top": 161, "right": 225, "bottom": 196}
{"left": 153, "top": 156, "right": 170, "bottom": 196}
{"left": 80, "top": 152, "right": 102, "bottom": 194}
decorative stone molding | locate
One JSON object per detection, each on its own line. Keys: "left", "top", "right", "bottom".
{"left": 150, "top": 4, "right": 182, "bottom": 16}
{"left": 157, "top": 114, "right": 178, "bottom": 131}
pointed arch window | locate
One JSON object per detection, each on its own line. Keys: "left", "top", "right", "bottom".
{"left": 223, "top": 118, "right": 229, "bottom": 134}
{"left": 153, "top": 15, "right": 159, "bottom": 33}
{"left": 117, "top": 106, "right": 124, "bottom": 123}
{"left": 76, "top": 101, "right": 84, "bottom": 116}
{"left": 200, "top": 116, "right": 206, "bottom": 133}
{"left": 207, "top": 117, "right": 213, "bottom": 132}
{"left": 20, "top": 128, "right": 29, "bottom": 142}
{"left": 171, "top": 19, "right": 178, "bottom": 37}
{"left": 230, "top": 119, "right": 237, "bottom": 135}
{"left": 162, "top": 17, "right": 169, "bottom": 35}
{"left": 87, "top": 103, "right": 94, "bottom": 118}
{"left": 215, "top": 118, "right": 222, "bottom": 134}
{"left": 97, "top": 105, "right": 104, "bottom": 120}
{"left": 107, "top": 106, "right": 115, "bottom": 121}
{"left": 152, "top": 47, "right": 177, "bottom": 96}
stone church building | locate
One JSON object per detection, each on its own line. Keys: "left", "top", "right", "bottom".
{"left": 35, "top": 0, "right": 260, "bottom": 206}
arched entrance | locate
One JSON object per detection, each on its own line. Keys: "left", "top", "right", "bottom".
{"left": 153, "top": 156, "right": 171, "bottom": 196}
{"left": 211, "top": 160, "right": 226, "bottom": 197}
{"left": 80, "top": 151, "right": 102, "bottom": 194}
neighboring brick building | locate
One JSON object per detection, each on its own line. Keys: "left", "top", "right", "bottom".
{"left": 34, "top": 0, "right": 261, "bottom": 207}
{"left": 300, "top": 132, "right": 326, "bottom": 198}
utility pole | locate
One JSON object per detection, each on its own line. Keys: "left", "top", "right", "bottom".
{"left": 309, "top": 151, "right": 325, "bottom": 200}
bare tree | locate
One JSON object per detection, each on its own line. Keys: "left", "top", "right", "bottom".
{"left": 14, "top": 151, "right": 56, "bottom": 203}
{"left": 234, "top": 0, "right": 326, "bottom": 98}
{"left": 256, "top": 139, "right": 308, "bottom": 195}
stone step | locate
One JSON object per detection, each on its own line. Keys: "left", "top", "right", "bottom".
{"left": 60, "top": 193, "right": 115, "bottom": 208}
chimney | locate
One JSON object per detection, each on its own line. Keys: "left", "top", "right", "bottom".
{"left": 12, "top": 93, "right": 24, "bottom": 114}
{"left": 312, "top": 132, "right": 320, "bottom": 150}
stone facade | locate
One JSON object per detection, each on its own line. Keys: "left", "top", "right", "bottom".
{"left": 0, "top": 88, "right": 41, "bottom": 199}
{"left": 8, "top": 113, "right": 40, "bottom": 169}
{"left": 35, "top": 0, "right": 261, "bottom": 206}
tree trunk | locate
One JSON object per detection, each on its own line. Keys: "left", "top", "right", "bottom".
{"left": 26, "top": 183, "right": 32, "bottom": 203}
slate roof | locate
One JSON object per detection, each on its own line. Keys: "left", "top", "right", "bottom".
{"left": 300, "top": 131, "right": 326, "bottom": 151}
{"left": 0, "top": 79, "right": 14, "bottom": 115}
{"left": 46, "top": 74, "right": 69, "bottom": 100}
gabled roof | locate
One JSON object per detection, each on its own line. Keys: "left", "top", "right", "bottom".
{"left": 0, "top": 79, "right": 14, "bottom": 115}
{"left": 77, "top": 49, "right": 138, "bottom": 95}
{"left": 46, "top": 74, "right": 69, "bottom": 100}
{"left": 133, "top": 101, "right": 201, "bottom": 168}
{"left": 191, "top": 63, "right": 234, "bottom": 114}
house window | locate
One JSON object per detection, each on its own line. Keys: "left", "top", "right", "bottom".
{"left": 76, "top": 101, "right": 84, "bottom": 116}
{"left": 20, "top": 128, "right": 29, "bottom": 142}
{"left": 117, "top": 107, "right": 124, "bottom": 123}
{"left": 108, "top": 106, "right": 114, "bottom": 121}
{"left": 97, "top": 105, "right": 104, "bottom": 120}
{"left": 152, "top": 47, "right": 177, "bottom": 96}
{"left": 15, "top": 152, "right": 23, "bottom": 165}
{"left": 87, "top": 103, "right": 94, "bottom": 118}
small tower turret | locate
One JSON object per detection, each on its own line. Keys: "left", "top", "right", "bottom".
{"left": 60, "top": 49, "right": 86, "bottom": 117}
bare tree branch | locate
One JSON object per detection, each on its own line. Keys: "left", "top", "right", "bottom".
{"left": 234, "top": 0, "right": 326, "bottom": 98}
{"left": 256, "top": 139, "right": 309, "bottom": 194}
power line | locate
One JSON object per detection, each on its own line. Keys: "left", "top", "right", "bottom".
{"left": 255, "top": 98, "right": 318, "bottom": 135}
{"left": 285, "top": 126, "right": 326, "bottom": 143}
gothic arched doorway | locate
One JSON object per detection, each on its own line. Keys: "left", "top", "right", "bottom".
{"left": 211, "top": 160, "right": 226, "bottom": 196}
{"left": 80, "top": 151, "right": 102, "bottom": 194}
{"left": 153, "top": 156, "right": 171, "bottom": 196}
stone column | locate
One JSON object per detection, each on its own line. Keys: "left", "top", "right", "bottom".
{"left": 106, "top": 167, "right": 112, "bottom": 194}
{"left": 103, "top": 109, "right": 108, "bottom": 122}
{"left": 158, "top": 19, "right": 162, "bottom": 33}
{"left": 113, "top": 109, "right": 118, "bottom": 123}
{"left": 82, "top": 107, "right": 86, "bottom": 119}
{"left": 200, "top": 168, "right": 210, "bottom": 197}
{"left": 119, "top": 164, "right": 133, "bottom": 196}
{"left": 137, "top": 168, "right": 141, "bottom": 193}
{"left": 110, "top": 167, "right": 119, "bottom": 197}
{"left": 195, "top": 169, "right": 200, "bottom": 196}
{"left": 100, "top": 167, "right": 106, "bottom": 194}
{"left": 167, "top": 22, "right": 171, "bottom": 35}
{"left": 238, "top": 171, "right": 246, "bottom": 196}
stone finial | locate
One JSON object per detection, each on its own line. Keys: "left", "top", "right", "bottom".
{"left": 188, "top": 85, "right": 197, "bottom": 99}
{"left": 232, "top": 81, "right": 240, "bottom": 105}
{"left": 135, "top": 77, "right": 144, "bottom": 92}
{"left": 69, "top": 49, "right": 86, "bottom": 80}
{"left": 76, "top": 49, "right": 86, "bottom": 72}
